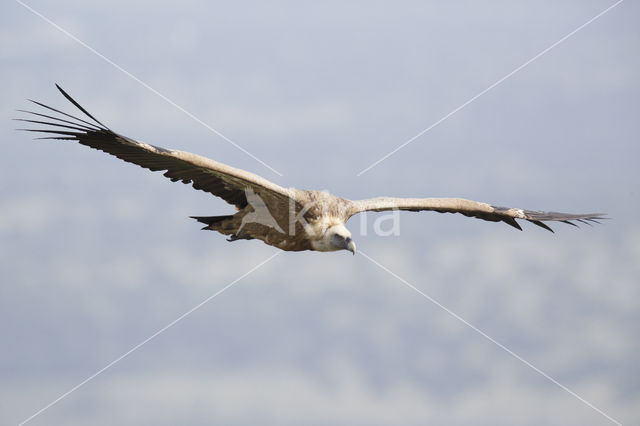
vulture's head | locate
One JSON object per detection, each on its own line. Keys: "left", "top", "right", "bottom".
{"left": 326, "top": 224, "right": 356, "bottom": 255}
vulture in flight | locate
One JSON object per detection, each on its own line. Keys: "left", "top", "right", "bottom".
{"left": 17, "top": 85, "right": 605, "bottom": 254}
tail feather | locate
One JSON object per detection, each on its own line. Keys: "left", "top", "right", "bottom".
{"left": 190, "top": 215, "right": 233, "bottom": 227}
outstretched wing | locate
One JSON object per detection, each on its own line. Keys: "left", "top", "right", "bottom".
{"left": 347, "top": 197, "right": 605, "bottom": 232}
{"left": 16, "top": 84, "right": 294, "bottom": 212}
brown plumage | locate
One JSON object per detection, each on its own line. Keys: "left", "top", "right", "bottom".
{"left": 16, "top": 85, "right": 606, "bottom": 254}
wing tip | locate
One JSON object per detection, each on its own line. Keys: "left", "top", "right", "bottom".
{"left": 52, "top": 84, "right": 109, "bottom": 129}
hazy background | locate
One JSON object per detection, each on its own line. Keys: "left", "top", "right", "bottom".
{"left": 1, "top": 1, "right": 638, "bottom": 425}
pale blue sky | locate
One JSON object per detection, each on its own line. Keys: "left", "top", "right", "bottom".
{"left": 1, "top": 1, "right": 638, "bottom": 425}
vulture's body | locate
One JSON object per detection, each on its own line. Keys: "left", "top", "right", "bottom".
{"left": 17, "top": 85, "right": 605, "bottom": 254}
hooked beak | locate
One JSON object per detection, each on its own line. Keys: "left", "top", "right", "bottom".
{"left": 346, "top": 239, "right": 356, "bottom": 255}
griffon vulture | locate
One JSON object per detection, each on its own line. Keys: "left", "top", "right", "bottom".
{"left": 16, "top": 85, "right": 605, "bottom": 254}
